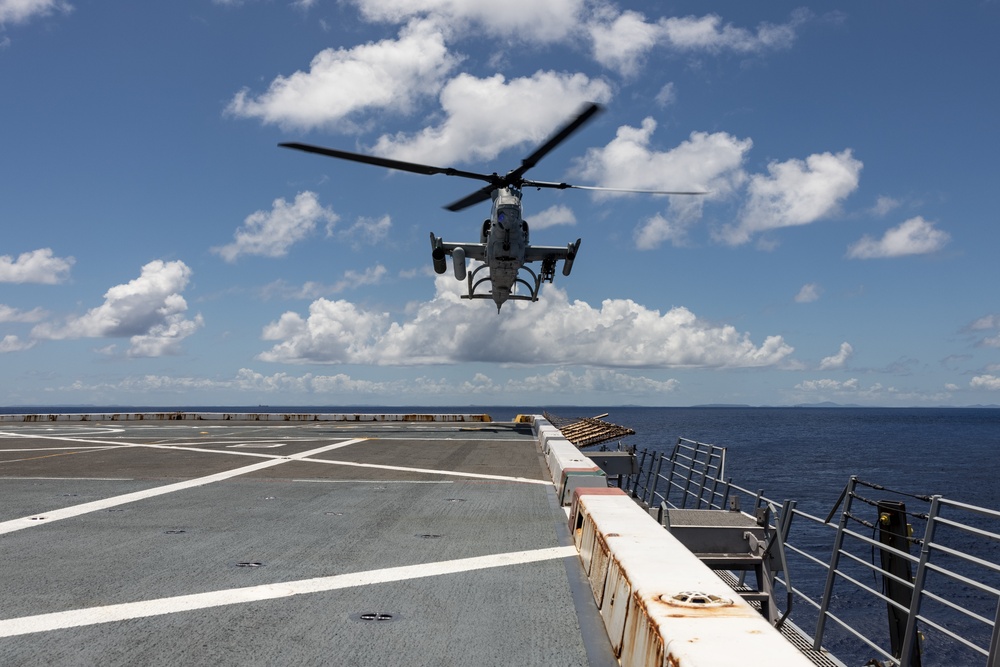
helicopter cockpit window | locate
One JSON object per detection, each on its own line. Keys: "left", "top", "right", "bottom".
{"left": 497, "top": 207, "right": 519, "bottom": 224}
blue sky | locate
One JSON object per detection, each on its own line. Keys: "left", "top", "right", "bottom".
{"left": 2, "top": 1, "right": 999, "bottom": 408}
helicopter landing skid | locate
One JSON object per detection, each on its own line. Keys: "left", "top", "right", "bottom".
{"left": 461, "top": 264, "right": 541, "bottom": 302}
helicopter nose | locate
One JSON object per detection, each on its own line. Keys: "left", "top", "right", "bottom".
{"left": 492, "top": 287, "right": 509, "bottom": 312}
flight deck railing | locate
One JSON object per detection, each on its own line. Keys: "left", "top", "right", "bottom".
{"left": 621, "top": 440, "right": 1000, "bottom": 667}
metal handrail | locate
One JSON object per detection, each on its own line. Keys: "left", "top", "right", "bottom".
{"left": 622, "top": 443, "right": 1000, "bottom": 666}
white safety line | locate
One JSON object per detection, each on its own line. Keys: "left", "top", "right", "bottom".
{"left": 0, "top": 545, "right": 577, "bottom": 638}
{"left": 291, "top": 479, "right": 454, "bottom": 484}
{"left": 0, "top": 446, "right": 124, "bottom": 452}
{"left": 296, "top": 457, "right": 552, "bottom": 485}
{"left": 1, "top": 477, "right": 134, "bottom": 481}
{"left": 0, "top": 446, "right": 126, "bottom": 465}
{"left": 0, "top": 438, "right": 368, "bottom": 536}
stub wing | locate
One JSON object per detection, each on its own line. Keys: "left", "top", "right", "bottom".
{"left": 437, "top": 241, "right": 486, "bottom": 262}
{"left": 525, "top": 238, "right": 581, "bottom": 278}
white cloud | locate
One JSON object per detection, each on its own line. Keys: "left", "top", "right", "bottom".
{"left": 0, "top": 248, "right": 74, "bottom": 284}
{"left": 370, "top": 71, "right": 613, "bottom": 166}
{"left": 871, "top": 195, "right": 900, "bottom": 217}
{"left": 967, "top": 314, "right": 1000, "bottom": 331}
{"left": 588, "top": 9, "right": 807, "bottom": 75}
{"left": 574, "top": 119, "right": 749, "bottom": 249}
{"left": 963, "top": 314, "right": 1000, "bottom": 348}
{"left": 795, "top": 377, "right": 861, "bottom": 392}
{"left": 257, "top": 276, "right": 794, "bottom": 368}
{"left": 337, "top": 215, "right": 391, "bottom": 249}
{"left": 970, "top": 375, "right": 1000, "bottom": 390}
{"left": 529, "top": 205, "right": 576, "bottom": 230}
{"left": 213, "top": 192, "right": 338, "bottom": 262}
{"left": 575, "top": 119, "right": 749, "bottom": 195}
{"left": 660, "top": 10, "right": 807, "bottom": 52}
{"left": 349, "top": 0, "right": 586, "bottom": 43}
{"left": 588, "top": 9, "right": 666, "bottom": 76}
{"left": 0, "top": 304, "right": 46, "bottom": 322}
{"left": 518, "top": 368, "right": 679, "bottom": 395}
{"left": 634, "top": 213, "right": 689, "bottom": 250}
{"left": 721, "top": 149, "right": 862, "bottom": 246}
{"left": 0, "top": 334, "right": 34, "bottom": 353}
{"left": 31, "top": 260, "right": 203, "bottom": 356}
{"left": 655, "top": 82, "right": 677, "bottom": 107}
{"left": 819, "top": 341, "right": 853, "bottom": 370}
{"left": 794, "top": 283, "right": 820, "bottom": 303}
{"left": 0, "top": 0, "right": 71, "bottom": 25}
{"left": 226, "top": 19, "right": 457, "bottom": 131}
{"left": 846, "top": 216, "right": 950, "bottom": 259}
{"left": 52, "top": 366, "right": 679, "bottom": 403}
{"left": 261, "top": 264, "right": 389, "bottom": 300}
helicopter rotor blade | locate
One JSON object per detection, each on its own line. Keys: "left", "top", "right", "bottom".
{"left": 443, "top": 184, "right": 496, "bottom": 212}
{"left": 522, "top": 179, "right": 709, "bottom": 196}
{"left": 442, "top": 102, "right": 605, "bottom": 211}
{"left": 278, "top": 142, "right": 494, "bottom": 183}
{"left": 510, "top": 102, "right": 603, "bottom": 181}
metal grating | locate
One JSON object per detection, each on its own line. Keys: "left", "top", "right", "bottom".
{"left": 543, "top": 412, "right": 635, "bottom": 448}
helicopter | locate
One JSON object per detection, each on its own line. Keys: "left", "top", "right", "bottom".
{"left": 279, "top": 103, "right": 705, "bottom": 312}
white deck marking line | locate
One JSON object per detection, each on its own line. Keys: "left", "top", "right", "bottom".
{"left": 0, "top": 438, "right": 368, "bottom": 536}
{"left": 0, "top": 545, "right": 576, "bottom": 638}
{"left": 0, "top": 432, "right": 318, "bottom": 462}
{"left": 295, "top": 457, "right": 552, "bottom": 485}
{"left": 0, "top": 446, "right": 126, "bottom": 452}
{"left": 0, "top": 446, "right": 127, "bottom": 465}
{"left": 1, "top": 477, "right": 134, "bottom": 481}
{"left": 292, "top": 479, "right": 454, "bottom": 484}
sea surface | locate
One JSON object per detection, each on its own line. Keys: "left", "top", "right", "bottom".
{"left": 4, "top": 404, "right": 999, "bottom": 664}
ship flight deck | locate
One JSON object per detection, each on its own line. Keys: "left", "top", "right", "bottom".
{"left": 0, "top": 415, "right": 619, "bottom": 666}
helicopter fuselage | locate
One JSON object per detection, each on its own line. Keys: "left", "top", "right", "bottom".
{"left": 429, "top": 186, "right": 580, "bottom": 312}
{"left": 484, "top": 188, "right": 528, "bottom": 308}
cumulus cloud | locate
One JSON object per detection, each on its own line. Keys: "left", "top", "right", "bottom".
{"left": 573, "top": 118, "right": 749, "bottom": 249}
{"left": 720, "top": 149, "right": 862, "bottom": 246}
{"left": 964, "top": 315, "right": 1000, "bottom": 348}
{"left": 0, "top": 304, "right": 46, "bottom": 322}
{"left": 576, "top": 119, "right": 749, "bottom": 196}
{"left": 529, "top": 205, "right": 576, "bottom": 230}
{"left": 213, "top": 192, "right": 338, "bottom": 262}
{"left": 634, "top": 213, "right": 689, "bottom": 250}
{"left": 588, "top": 9, "right": 668, "bottom": 77}
{"left": 54, "top": 365, "right": 679, "bottom": 402}
{"left": 871, "top": 195, "right": 900, "bottom": 217}
{"left": 0, "top": 248, "right": 74, "bottom": 284}
{"left": 0, "top": 0, "right": 71, "bottom": 25}
{"left": 336, "top": 215, "right": 391, "bottom": 249}
{"left": 31, "top": 260, "right": 203, "bottom": 357}
{"left": 0, "top": 334, "right": 34, "bottom": 353}
{"left": 794, "top": 283, "right": 820, "bottom": 303}
{"left": 256, "top": 276, "right": 794, "bottom": 368}
{"left": 971, "top": 375, "right": 1000, "bottom": 391}
{"left": 819, "top": 342, "right": 853, "bottom": 370}
{"left": 370, "top": 71, "right": 612, "bottom": 166}
{"left": 846, "top": 216, "right": 950, "bottom": 259}
{"left": 349, "top": 0, "right": 586, "bottom": 43}
{"left": 659, "top": 10, "right": 808, "bottom": 52}
{"left": 587, "top": 9, "right": 808, "bottom": 75}
{"left": 260, "top": 264, "right": 388, "bottom": 300}
{"left": 226, "top": 19, "right": 457, "bottom": 131}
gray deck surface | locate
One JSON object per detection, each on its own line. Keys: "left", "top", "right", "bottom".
{"left": 0, "top": 419, "right": 615, "bottom": 666}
